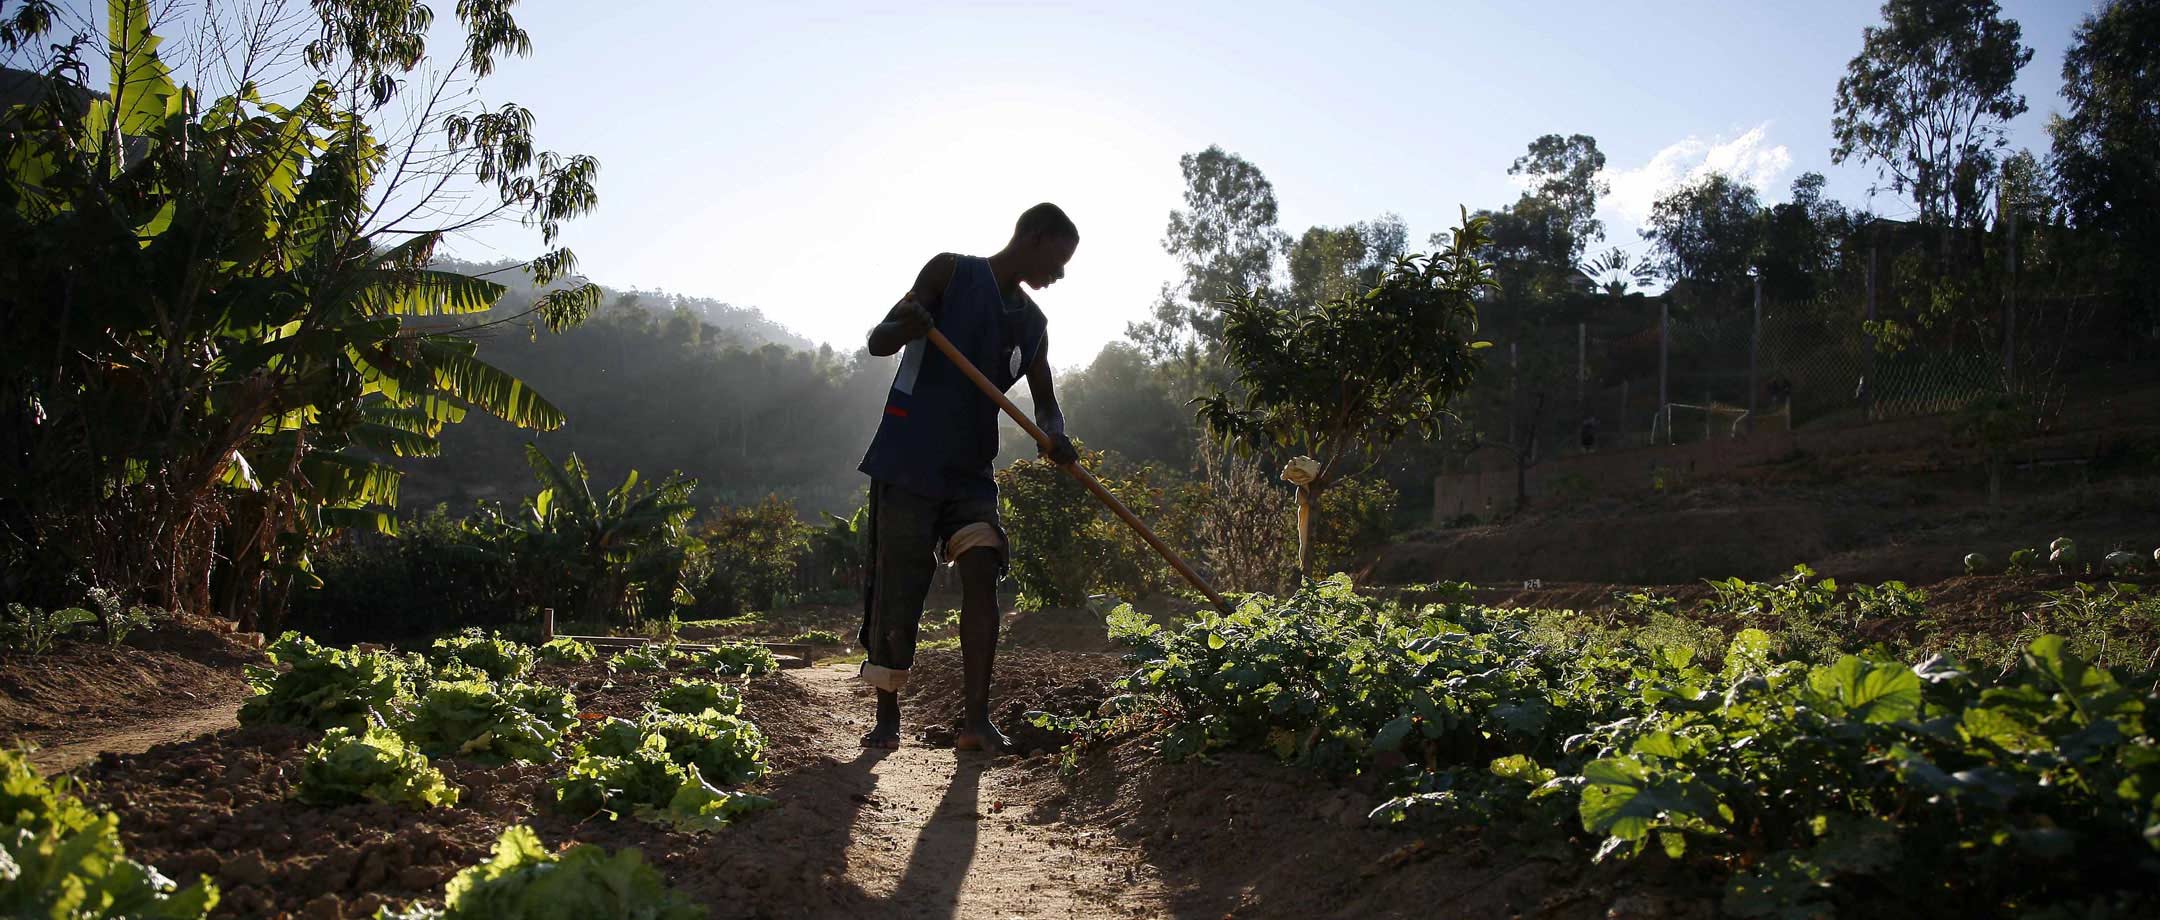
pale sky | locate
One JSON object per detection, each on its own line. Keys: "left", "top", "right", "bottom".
{"left": 441, "top": 0, "right": 2091, "bottom": 367}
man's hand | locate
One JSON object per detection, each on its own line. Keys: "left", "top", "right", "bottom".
{"left": 892, "top": 299, "right": 934, "bottom": 341}
{"left": 867, "top": 298, "right": 937, "bottom": 356}
{"left": 1040, "top": 431, "right": 1078, "bottom": 466}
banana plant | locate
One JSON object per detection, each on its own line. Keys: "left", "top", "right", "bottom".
{"left": 1579, "top": 247, "right": 1657, "bottom": 297}
{"left": 1, "top": 1, "right": 599, "bottom": 628}
{"left": 464, "top": 446, "right": 698, "bottom": 624}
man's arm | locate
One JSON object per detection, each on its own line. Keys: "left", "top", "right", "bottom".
{"left": 1025, "top": 336, "right": 1078, "bottom": 465}
{"left": 867, "top": 253, "right": 957, "bottom": 356}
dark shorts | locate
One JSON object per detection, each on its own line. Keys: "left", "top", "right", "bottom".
{"left": 856, "top": 480, "right": 1006, "bottom": 680}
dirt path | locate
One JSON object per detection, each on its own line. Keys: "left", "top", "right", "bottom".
{"left": 26, "top": 692, "right": 245, "bottom": 775}
{"left": 794, "top": 663, "right": 1168, "bottom": 919}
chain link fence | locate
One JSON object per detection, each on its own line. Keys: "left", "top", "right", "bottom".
{"left": 1483, "top": 288, "right": 2008, "bottom": 462}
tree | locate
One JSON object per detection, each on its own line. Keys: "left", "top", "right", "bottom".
{"left": 1127, "top": 145, "right": 1287, "bottom": 361}
{"left": 2049, "top": 0, "right": 2160, "bottom": 321}
{"left": 0, "top": 1, "right": 598, "bottom": 628}
{"left": 1579, "top": 247, "right": 1657, "bottom": 298}
{"left": 465, "top": 446, "right": 697, "bottom": 625}
{"left": 1758, "top": 172, "right": 1853, "bottom": 302}
{"left": 1198, "top": 212, "right": 1493, "bottom": 577}
{"left": 1054, "top": 342, "right": 1195, "bottom": 468}
{"left": 1831, "top": 0, "right": 2032, "bottom": 230}
{"left": 690, "top": 495, "right": 812, "bottom": 618}
{"left": 1641, "top": 172, "right": 1765, "bottom": 301}
{"left": 1287, "top": 214, "right": 1409, "bottom": 307}
{"left": 1509, "top": 133, "right": 1608, "bottom": 256}
{"left": 1454, "top": 135, "right": 1607, "bottom": 314}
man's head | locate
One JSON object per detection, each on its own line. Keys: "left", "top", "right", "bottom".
{"left": 1007, "top": 202, "right": 1078, "bottom": 289}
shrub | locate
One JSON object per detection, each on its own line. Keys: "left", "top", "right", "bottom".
{"left": 1311, "top": 476, "right": 1398, "bottom": 574}
{"left": 998, "top": 449, "right": 1170, "bottom": 609}
{"left": 685, "top": 495, "right": 811, "bottom": 619}
{"left": 297, "top": 727, "right": 459, "bottom": 809}
{"left": 0, "top": 749, "right": 219, "bottom": 918}
{"left": 289, "top": 508, "right": 518, "bottom": 642}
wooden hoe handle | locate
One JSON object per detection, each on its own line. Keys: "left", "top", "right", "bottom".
{"left": 924, "top": 329, "right": 1233, "bottom": 615}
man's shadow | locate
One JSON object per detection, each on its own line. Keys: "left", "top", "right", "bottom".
{"left": 886, "top": 755, "right": 988, "bottom": 918}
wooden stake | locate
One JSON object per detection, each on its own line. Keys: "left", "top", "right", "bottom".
{"left": 925, "top": 329, "right": 1233, "bottom": 614}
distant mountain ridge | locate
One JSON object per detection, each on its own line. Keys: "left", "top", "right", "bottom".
{"left": 435, "top": 258, "right": 816, "bottom": 352}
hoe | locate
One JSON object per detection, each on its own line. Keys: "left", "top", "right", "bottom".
{"left": 926, "top": 328, "right": 1233, "bottom": 615}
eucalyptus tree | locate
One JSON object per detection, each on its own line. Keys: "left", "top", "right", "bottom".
{"left": 1127, "top": 145, "right": 1289, "bottom": 366}
{"left": 0, "top": 0, "right": 599, "bottom": 628}
{"left": 1831, "top": 0, "right": 2032, "bottom": 231}
{"left": 2049, "top": 0, "right": 2160, "bottom": 324}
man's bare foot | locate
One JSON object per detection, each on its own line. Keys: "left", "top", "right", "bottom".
{"left": 954, "top": 719, "right": 1013, "bottom": 753}
{"left": 862, "top": 690, "right": 902, "bottom": 749}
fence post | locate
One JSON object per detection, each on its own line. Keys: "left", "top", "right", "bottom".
{"left": 1748, "top": 274, "right": 1761, "bottom": 430}
{"left": 1865, "top": 241, "right": 1878, "bottom": 416}
{"left": 1576, "top": 321, "right": 1587, "bottom": 410}
{"left": 1658, "top": 303, "right": 1670, "bottom": 444}
{"left": 1508, "top": 341, "right": 1519, "bottom": 450}
{"left": 542, "top": 607, "right": 555, "bottom": 641}
{"left": 2002, "top": 190, "right": 2017, "bottom": 387}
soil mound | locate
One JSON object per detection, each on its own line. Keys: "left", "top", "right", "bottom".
{"left": 2, "top": 615, "right": 265, "bottom": 771}
{"left": 900, "top": 647, "right": 1119, "bottom": 753}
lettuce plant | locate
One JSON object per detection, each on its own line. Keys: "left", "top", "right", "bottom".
{"left": 240, "top": 632, "right": 415, "bottom": 731}
{"left": 373, "top": 825, "right": 700, "bottom": 919}
{"left": 399, "top": 680, "right": 563, "bottom": 765}
{"left": 0, "top": 750, "right": 219, "bottom": 918}
{"left": 430, "top": 631, "right": 537, "bottom": 681}
{"left": 688, "top": 642, "right": 777, "bottom": 678}
{"left": 649, "top": 679, "right": 742, "bottom": 717}
{"left": 296, "top": 727, "right": 459, "bottom": 809}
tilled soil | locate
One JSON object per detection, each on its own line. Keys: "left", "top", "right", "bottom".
{"left": 65, "top": 654, "right": 1175, "bottom": 919}
{"left": 47, "top": 612, "right": 1711, "bottom": 919}
{"left": 900, "top": 646, "right": 1120, "bottom": 754}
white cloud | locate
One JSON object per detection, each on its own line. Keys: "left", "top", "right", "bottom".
{"left": 1600, "top": 122, "right": 1793, "bottom": 225}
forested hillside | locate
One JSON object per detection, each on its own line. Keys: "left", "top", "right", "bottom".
{"left": 398, "top": 265, "right": 885, "bottom": 516}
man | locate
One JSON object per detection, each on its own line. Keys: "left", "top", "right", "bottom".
{"left": 855, "top": 203, "right": 1080, "bottom": 752}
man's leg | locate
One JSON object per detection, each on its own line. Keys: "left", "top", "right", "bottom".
{"left": 860, "top": 483, "right": 937, "bottom": 749}
{"left": 952, "top": 547, "right": 1011, "bottom": 753}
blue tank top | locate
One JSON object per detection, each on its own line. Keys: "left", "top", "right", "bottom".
{"left": 857, "top": 255, "right": 1048, "bottom": 499}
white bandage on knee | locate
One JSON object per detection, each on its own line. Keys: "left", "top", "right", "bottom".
{"left": 859, "top": 661, "right": 909, "bottom": 693}
{"left": 943, "top": 522, "right": 1004, "bottom": 562}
